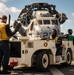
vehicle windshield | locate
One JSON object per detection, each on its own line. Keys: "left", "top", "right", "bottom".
{"left": 37, "top": 19, "right": 58, "bottom": 25}
{"left": 51, "top": 20, "right": 58, "bottom": 25}
{"left": 38, "top": 20, "right": 50, "bottom": 25}
{"left": 43, "top": 20, "right": 50, "bottom": 24}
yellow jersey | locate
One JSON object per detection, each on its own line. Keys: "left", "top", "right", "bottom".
{"left": 50, "top": 35, "right": 58, "bottom": 43}
{"left": 0, "top": 23, "right": 9, "bottom": 40}
{"left": 50, "top": 35, "right": 63, "bottom": 47}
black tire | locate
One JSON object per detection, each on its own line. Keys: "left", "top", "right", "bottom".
{"left": 61, "top": 50, "right": 72, "bottom": 66}
{"left": 66, "top": 50, "right": 72, "bottom": 65}
{"left": 36, "top": 51, "right": 49, "bottom": 71}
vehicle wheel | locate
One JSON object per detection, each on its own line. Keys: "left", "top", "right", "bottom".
{"left": 36, "top": 51, "right": 49, "bottom": 71}
{"left": 66, "top": 50, "right": 72, "bottom": 65}
{"left": 61, "top": 50, "right": 72, "bottom": 66}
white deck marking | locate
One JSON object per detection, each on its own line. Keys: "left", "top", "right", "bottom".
{"left": 49, "top": 66, "right": 64, "bottom": 75}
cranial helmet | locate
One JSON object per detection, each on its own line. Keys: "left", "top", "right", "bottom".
{"left": 68, "top": 29, "right": 73, "bottom": 35}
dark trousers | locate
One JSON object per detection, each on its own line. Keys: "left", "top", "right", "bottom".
{"left": 56, "top": 43, "right": 62, "bottom": 55}
{"left": 0, "top": 40, "right": 10, "bottom": 71}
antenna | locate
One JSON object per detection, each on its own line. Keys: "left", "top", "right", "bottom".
{"left": 9, "top": 14, "right": 11, "bottom": 26}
